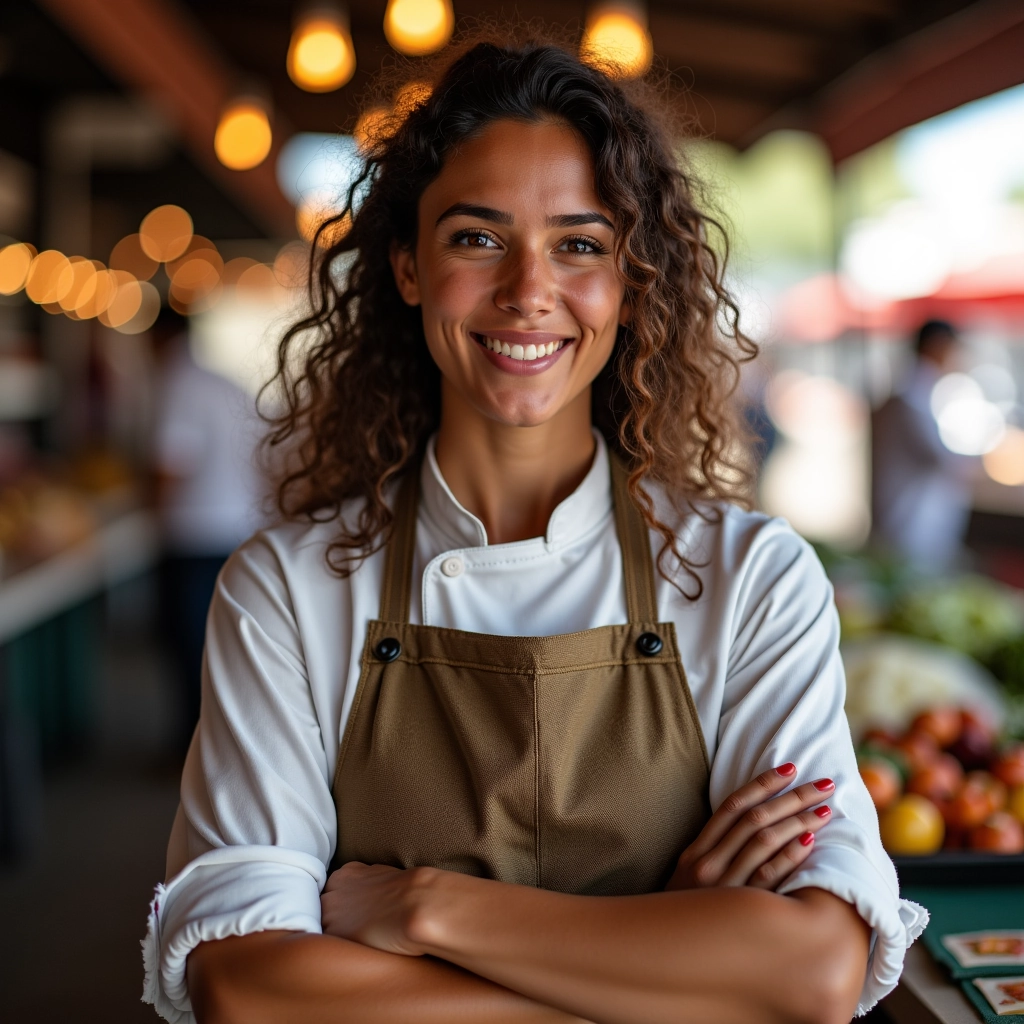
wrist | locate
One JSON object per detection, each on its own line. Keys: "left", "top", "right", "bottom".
{"left": 403, "top": 866, "right": 457, "bottom": 955}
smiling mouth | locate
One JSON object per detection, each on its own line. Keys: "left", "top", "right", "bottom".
{"left": 471, "top": 333, "right": 572, "bottom": 361}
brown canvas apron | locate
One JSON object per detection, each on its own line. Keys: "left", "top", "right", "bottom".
{"left": 332, "top": 452, "right": 711, "bottom": 895}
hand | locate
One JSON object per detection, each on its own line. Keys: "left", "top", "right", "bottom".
{"left": 321, "top": 861, "right": 438, "bottom": 956}
{"left": 665, "top": 763, "right": 834, "bottom": 892}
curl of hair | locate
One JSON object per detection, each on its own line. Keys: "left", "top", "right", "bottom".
{"left": 263, "top": 26, "right": 756, "bottom": 598}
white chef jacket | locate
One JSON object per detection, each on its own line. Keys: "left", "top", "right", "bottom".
{"left": 143, "top": 432, "right": 926, "bottom": 1022}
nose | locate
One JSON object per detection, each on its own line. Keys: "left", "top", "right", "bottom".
{"left": 494, "top": 248, "right": 556, "bottom": 318}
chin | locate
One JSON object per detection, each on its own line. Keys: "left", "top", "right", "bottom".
{"left": 482, "top": 394, "right": 565, "bottom": 428}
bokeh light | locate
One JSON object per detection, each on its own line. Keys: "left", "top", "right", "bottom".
{"left": 75, "top": 267, "right": 117, "bottom": 320}
{"left": 25, "top": 250, "right": 72, "bottom": 304}
{"left": 581, "top": 4, "right": 653, "bottom": 79}
{"left": 115, "top": 280, "right": 161, "bottom": 335}
{"left": 98, "top": 271, "right": 142, "bottom": 329}
{"left": 235, "top": 262, "right": 278, "bottom": 294}
{"left": 222, "top": 257, "right": 259, "bottom": 286}
{"left": 287, "top": 10, "right": 355, "bottom": 92}
{"left": 273, "top": 242, "right": 309, "bottom": 289}
{"left": 58, "top": 257, "right": 99, "bottom": 313}
{"left": 139, "top": 205, "right": 194, "bottom": 263}
{"left": 383, "top": 0, "right": 453, "bottom": 56}
{"left": 110, "top": 233, "right": 158, "bottom": 281}
{"left": 215, "top": 100, "right": 273, "bottom": 171}
{"left": 930, "top": 372, "right": 1006, "bottom": 456}
{"left": 983, "top": 426, "right": 1024, "bottom": 487}
{"left": 0, "top": 242, "right": 36, "bottom": 295}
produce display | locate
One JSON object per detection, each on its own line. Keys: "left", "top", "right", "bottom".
{"left": 858, "top": 708, "right": 1024, "bottom": 856}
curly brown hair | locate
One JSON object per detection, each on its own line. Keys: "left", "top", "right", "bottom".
{"left": 264, "top": 27, "right": 756, "bottom": 598}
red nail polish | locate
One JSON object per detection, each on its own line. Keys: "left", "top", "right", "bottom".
{"left": 814, "top": 806, "right": 831, "bottom": 818}
{"left": 799, "top": 832, "right": 815, "bottom": 846}
{"left": 812, "top": 779, "right": 834, "bottom": 791}
{"left": 776, "top": 762, "right": 797, "bottom": 776}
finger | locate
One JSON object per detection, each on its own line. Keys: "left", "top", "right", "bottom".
{"left": 717, "top": 805, "right": 831, "bottom": 887}
{"left": 686, "top": 764, "right": 799, "bottom": 858}
{"left": 689, "top": 778, "right": 835, "bottom": 883}
{"left": 746, "top": 829, "right": 820, "bottom": 891}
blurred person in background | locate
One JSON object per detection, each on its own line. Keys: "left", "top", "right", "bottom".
{"left": 151, "top": 306, "right": 266, "bottom": 750}
{"left": 871, "top": 319, "right": 975, "bottom": 571}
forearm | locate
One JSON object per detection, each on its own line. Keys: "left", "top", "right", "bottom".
{"left": 410, "top": 879, "right": 869, "bottom": 1024}
{"left": 186, "top": 930, "right": 590, "bottom": 1024}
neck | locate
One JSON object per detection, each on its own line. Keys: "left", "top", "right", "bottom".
{"left": 434, "top": 386, "right": 597, "bottom": 545}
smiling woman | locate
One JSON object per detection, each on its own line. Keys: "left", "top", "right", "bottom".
{"left": 143, "top": 30, "right": 926, "bottom": 1024}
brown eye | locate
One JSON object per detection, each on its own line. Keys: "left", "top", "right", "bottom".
{"left": 453, "top": 230, "right": 498, "bottom": 248}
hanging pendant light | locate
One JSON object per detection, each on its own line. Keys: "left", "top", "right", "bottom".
{"left": 287, "top": 4, "right": 356, "bottom": 92}
{"left": 215, "top": 95, "right": 273, "bottom": 170}
{"left": 384, "top": 0, "right": 454, "bottom": 57}
{"left": 581, "top": 2, "right": 653, "bottom": 79}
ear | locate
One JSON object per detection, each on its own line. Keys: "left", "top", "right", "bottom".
{"left": 618, "top": 293, "right": 631, "bottom": 327}
{"left": 389, "top": 243, "right": 421, "bottom": 306}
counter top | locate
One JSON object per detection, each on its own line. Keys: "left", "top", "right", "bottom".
{"left": 0, "top": 509, "right": 159, "bottom": 644}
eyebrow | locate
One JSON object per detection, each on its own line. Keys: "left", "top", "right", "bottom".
{"left": 435, "top": 202, "right": 614, "bottom": 231}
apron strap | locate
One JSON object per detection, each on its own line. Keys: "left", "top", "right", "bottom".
{"left": 379, "top": 466, "right": 420, "bottom": 622}
{"left": 609, "top": 452, "right": 658, "bottom": 624}
{"left": 379, "top": 449, "right": 658, "bottom": 625}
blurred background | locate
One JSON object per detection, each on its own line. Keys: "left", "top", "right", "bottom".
{"left": 0, "top": 1, "right": 1022, "bottom": 1021}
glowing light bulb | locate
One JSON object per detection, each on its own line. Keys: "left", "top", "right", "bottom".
{"left": 384, "top": 0, "right": 453, "bottom": 56}
{"left": 581, "top": 4, "right": 653, "bottom": 78}
{"left": 287, "top": 9, "right": 355, "bottom": 92}
{"left": 215, "top": 100, "right": 273, "bottom": 170}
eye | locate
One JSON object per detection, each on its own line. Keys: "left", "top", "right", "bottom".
{"left": 558, "top": 235, "right": 607, "bottom": 255}
{"left": 452, "top": 229, "right": 499, "bottom": 249}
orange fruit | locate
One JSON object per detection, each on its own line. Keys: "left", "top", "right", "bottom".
{"left": 859, "top": 757, "right": 901, "bottom": 811}
{"left": 1008, "top": 785, "right": 1024, "bottom": 824}
{"left": 879, "top": 794, "right": 945, "bottom": 856}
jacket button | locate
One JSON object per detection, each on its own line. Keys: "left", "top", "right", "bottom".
{"left": 440, "top": 556, "right": 464, "bottom": 577}
{"left": 373, "top": 637, "right": 402, "bottom": 662}
{"left": 636, "top": 632, "right": 663, "bottom": 656}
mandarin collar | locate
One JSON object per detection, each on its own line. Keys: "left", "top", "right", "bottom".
{"left": 420, "top": 431, "right": 612, "bottom": 551}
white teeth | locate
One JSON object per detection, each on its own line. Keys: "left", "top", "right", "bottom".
{"left": 481, "top": 336, "right": 568, "bottom": 358}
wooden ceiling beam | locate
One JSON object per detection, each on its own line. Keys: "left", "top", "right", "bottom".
{"left": 37, "top": 0, "right": 295, "bottom": 237}
{"left": 814, "top": 0, "right": 1024, "bottom": 162}
{"left": 649, "top": 10, "right": 826, "bottom": 87}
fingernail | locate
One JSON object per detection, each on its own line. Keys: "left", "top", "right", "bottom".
{"left": 812, "top": 779, "right": 834, "bottom": 791}
{"left": 799, "top": 831, "right": 815, "bottom": 846}
{"left": 814, "top": 806, "right": 831, "bottom": 818}
{"left": 776, "top": 762, "right": 797, "bottom": 776}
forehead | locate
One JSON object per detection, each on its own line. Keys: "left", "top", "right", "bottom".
{"left": 422, "top": 118, "right": 606, "bottom": 215}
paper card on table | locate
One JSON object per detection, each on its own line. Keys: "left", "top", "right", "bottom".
{"left": 943, "top": 933, "right": 1024, "bottom": 968}
{"left": 974, "top": 976, "right": 1024, "bottom": 1015}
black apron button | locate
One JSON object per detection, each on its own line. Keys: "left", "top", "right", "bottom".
{"left": 636, "top": 632, "right": 663, "bottom": 656}
{"left": 374, "top": 637, "right": 402, "bottom": 662}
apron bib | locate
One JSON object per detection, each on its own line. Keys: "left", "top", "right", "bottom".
{"left": 332, "top": 452, "right": 710, "bottom": 895}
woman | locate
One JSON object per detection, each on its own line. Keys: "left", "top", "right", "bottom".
{"left": 144, "top": 37, "right": 925, "bottom": 1024}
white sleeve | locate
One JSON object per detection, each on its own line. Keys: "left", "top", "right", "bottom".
{"left": 710, "top": 523, "right": 928, "bottom": 1016}
{"left": 142, "top": 537, "right": 339, "bottom": 1023}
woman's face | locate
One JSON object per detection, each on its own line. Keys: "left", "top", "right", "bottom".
{"left": 391, "top": 118, "right": 629, "bottom": 428}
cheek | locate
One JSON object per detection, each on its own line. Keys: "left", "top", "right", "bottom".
{"left": 420, "top": 258, "right": 487, "bottom": 323}
{"left": 563, "top": 271, "right": 625, "bottom": 335}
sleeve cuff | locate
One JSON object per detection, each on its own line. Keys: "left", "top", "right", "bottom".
{"left": 142, "top": 846, "right": 327, "bottom": 1023}
{"left": 776, "top": 845, "right": 929, "bottom": 1016}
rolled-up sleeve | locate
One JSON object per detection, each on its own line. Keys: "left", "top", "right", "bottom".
{"left": 142, "top": 536, "right": 340, "bottom": 1023}
{"left": 710, "top": 522, "right": 928, "bottom": 1016}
